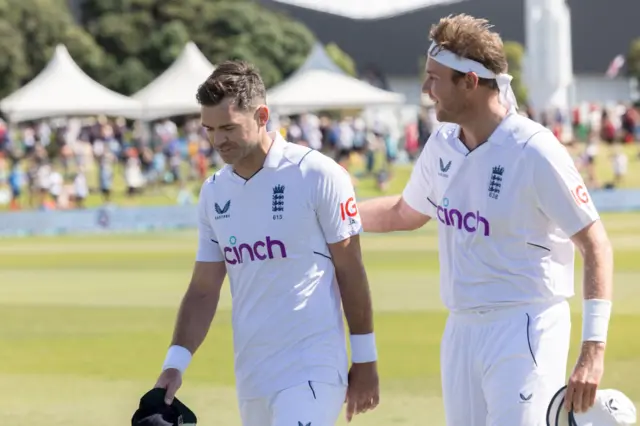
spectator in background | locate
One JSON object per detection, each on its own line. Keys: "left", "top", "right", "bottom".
{"left": 600, "top": 110, "right": 617, "bottom": 146}
{"left": 150, "top": 145, "right": 166, "bottom": 187}
{"left": 125, "top": 147, "right": 145, "bottom": 196}
{"left": 417, "top": 108, "right": 431, "bottom": 150}
{"left": 49, "top": 168, "right": 63, "bottom": 205}
{"left": 611, "top": 143, "right": 628, "bottom": 188}
{"left": 73, "top": 168, "right": 89, "bottom": 208}
{"left": 621, "top": 104, "right": 638, "bottom": 144}
{"left": 286, "top": 116, "right": 304, "bottom": 144}
{"left": 8, "top": 158, "right": 23, "bottom": 210}
{"left": 404, "top": 121, "right": 420, "bottom": 161}
{"left": 301, "top": 114, "right": 323, "bottom": 151}
{"left": 99, "top": 150, "right": 116, "bottom": 203}
{"left": 336, "top": 117, "right": 354, "bottom": 167}
{"left": 578, "top": 129, "right": 600, "bottom": 189}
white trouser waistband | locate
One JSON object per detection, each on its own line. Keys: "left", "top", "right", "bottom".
{"left": 448, "top": 299, "right": 568, "bottom": 325}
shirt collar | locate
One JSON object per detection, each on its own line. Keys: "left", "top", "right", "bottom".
{"left": 486, "top": 109, "right": 518, "bottom": 146}
{"left": 263, "top": 131, "right": 287, "bottom": 168}
{"left": 453, "top": 110, "right": 517, "bottom": 150}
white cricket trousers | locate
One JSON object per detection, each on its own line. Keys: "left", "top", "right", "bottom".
{"left": 239, "top": 381, "right": 346, "bottom": 426}
{"left": 441, "top": 300, "right": 571, "bottom": 426}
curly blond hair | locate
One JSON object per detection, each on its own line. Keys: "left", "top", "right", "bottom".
{"left": 429, "top": 14, "right": 508, "bottom": 87}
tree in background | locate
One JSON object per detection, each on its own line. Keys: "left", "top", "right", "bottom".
{"left": 503, "top": 41, "right": 528, "bottom": 106}
{"left": 79, "top": 0, "right": 316, "bottom": 93}
{"left": 325, "top": 43, "right": 357, "bottom": 76}
{"left": 0, "top": 13, "right": 28, "bottom": 98}
{"left": 0, "top": 0, "right": 106, "bottom": 98}
{"left": 627, "top": 38, "right": 640, "bottom": 81}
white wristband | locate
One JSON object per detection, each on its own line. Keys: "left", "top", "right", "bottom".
{"left": 350, "top": 333, "right": 378, "bottom": 363}
{"left": 162, "top": 345, "right": 192, "bottom": 374}
{"left": 582, "top": 299, "right": 612, "bottom": 343}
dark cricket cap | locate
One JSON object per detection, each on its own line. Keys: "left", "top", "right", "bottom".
{"left": 132, "top": 388, "right": 197, "bottom": 426}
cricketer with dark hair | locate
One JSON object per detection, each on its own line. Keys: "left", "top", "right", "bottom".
{"left": 148, "top": 60, "right": 380, "bottom": 426}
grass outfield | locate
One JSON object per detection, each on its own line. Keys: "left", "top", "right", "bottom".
{"left": 0, "top": 213, "right": 640, "bottom": 425}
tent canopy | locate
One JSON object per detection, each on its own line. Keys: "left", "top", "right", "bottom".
{"left": 296, "top": 42, "right": 345, "bottom": 75}
{"left": 267, "top": 43, "right": 405, "bottom": 114}
{"left": 0, "top": 45, "right": 142, "bottom": 123}
{"left": 133, "top": 42, "right": 215, "bottom": 120}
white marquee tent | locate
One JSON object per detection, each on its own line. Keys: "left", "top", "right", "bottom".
{"left": 267, "top": 43, "right": 405, "bottom": 113}
{"left": 0, "top": 45, "right": 142, "bottom": 123}
{"left": 133, "top": 42, "right": 215, "bottom": 120}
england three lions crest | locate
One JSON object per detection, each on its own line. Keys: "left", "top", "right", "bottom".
{"left": 272, "top": 184, "right": 285, "bottom": 212}
{"left": 488, "top": 166, "right": 504, "bottom": 199}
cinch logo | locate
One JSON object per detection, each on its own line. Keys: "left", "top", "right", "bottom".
{"left": 223, "top": 235, "right": 287, "bottom": 265}
{"left": 340, "top": 197, "right": 358, "bottom": 221}
{"left": 436, "top": 198, "right": 491, "bottom": 236}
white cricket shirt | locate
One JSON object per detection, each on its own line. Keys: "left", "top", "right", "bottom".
{"left": 403, "top": 112, "right": 600, "bottom": 312}
{"left": 196, "top": 132, "right": 361, "bottom": 399}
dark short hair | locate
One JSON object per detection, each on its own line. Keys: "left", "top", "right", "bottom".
{"left": 196, "top": 60, "right": 266, "bottom": 110}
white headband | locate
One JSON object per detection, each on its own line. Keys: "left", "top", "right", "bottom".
{"left": 428, "top": 41, "right": 518, "bottom": 110}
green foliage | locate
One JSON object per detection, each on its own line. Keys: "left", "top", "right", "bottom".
{"left": 325, "top": 43, "right": 357, "bottom": 76}
{"left": 0, "top": 0, "right": 317, "bottom": 102}
{"left": 627, "top": 38, "right": 640, "bottom": 80}
{"left": 0, "top": 18, "right": 29, "bottom": 98}
{"left": 0, "top": 0, "right": 107, "bottom": 99}
{"left": 79, "top": 0, "right": 316, "bottom": 93}
{"left": 503, "top": 41, "right": 528, "bottom": 106}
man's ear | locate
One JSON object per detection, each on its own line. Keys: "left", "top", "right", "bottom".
{"left": 464, "top": 72, "right": 480, "bottom": 91}
{"left": 255, "top": 105, "right": 270, "bottom": 127}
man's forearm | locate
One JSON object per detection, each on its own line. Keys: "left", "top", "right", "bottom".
{"left": 582, "top": 238, "right": 613, "bottom": 300}
{"left": 579, "top": 234, "right": 613, "bottom": 347}
{"left": 335, "top": 263, "right": 374, "bottom": 335}
{"left": 359, "top": 195, "right": 403, "bottom": 233}
{"left": 171, "top": 288, "right": 220, "bottom": 354}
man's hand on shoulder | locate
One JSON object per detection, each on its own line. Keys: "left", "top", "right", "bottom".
{"left": 358, "top": 195, "right": 430, "bottom": 233}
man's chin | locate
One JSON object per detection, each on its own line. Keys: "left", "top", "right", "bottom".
{"left": 219, "top": 157, "right": 235, "bottom": 166}
{"left": 218, "top": 152, "right": 239, "bottom": 165}
{"left": 435, "top": 111, "right": 449, "bottom": 123}
{"left": 435, "top": 108, "right": 457, "bottom": 124}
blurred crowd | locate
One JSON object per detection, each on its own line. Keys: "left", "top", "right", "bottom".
{"left": 564, "top": 102, "right": 639, "bottom": 189}
{"left": 0, "top": 101, "right": 638, "bottom": 212}
{"left": 0, "top": 111, "right": 411, "bottom": 211}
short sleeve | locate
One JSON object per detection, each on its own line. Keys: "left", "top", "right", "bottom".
{"left": 311, "top": 157, "right": 363, "bottom": 245}
{"left": 196, "top": 180, "right": 225, "bottom": 262}
{"left": 529, "top": 133, "right": 600, "bottom": 237}
{"left": 402, "top": 144, "right": 437, "bottom": 218}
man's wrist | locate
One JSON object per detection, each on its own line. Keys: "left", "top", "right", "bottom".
{"left": 350, "top": 333, "right": 378, "bottom": 363}
{"left": 582, "top": 299, "right": 612, "bottom": 343}
{"left": 582, "top": 340, "right": 606, "bottom": 351}
{"left": 162, "top": 345, "right": 192, "bottom": 374}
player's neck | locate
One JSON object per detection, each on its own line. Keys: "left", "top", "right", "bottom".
{"left": 459, "top": 99, "right": 508, "bottom": 151}
{"left": 233, "top": 132, "right": 273, "bottom": 179}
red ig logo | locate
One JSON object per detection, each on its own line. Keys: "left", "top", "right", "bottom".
{"left": 340, "top": 197, "right": 358, "bottom": 221}
{"left": 572, "top": 185, "right": 590, "bottom": 205}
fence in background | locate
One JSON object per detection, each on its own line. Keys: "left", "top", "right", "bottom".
{"left": 0, "top": 204, "right": 198, "bottom": 237}
{"left": 1, "top": 190, "right": 640, "bottom": 237}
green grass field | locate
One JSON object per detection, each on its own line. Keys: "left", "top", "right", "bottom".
{"left": 1, "top": 212, "right": 640, "bottom": 425}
